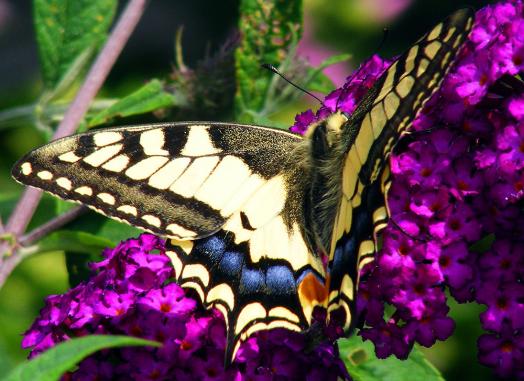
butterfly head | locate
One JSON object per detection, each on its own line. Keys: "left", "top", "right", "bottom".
{"left": 306, "top": 112, "right": 348, "bottom": 157}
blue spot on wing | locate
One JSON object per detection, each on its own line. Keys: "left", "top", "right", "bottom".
{"left": 200, "top": 235, "right": 226, "bottom": 262}
{"left": 266, "top": 265, "right": 295, "bottom": 296}
{"left": 330, "top": 245, "right": 345, "bottom": 272}
{"left": 218, "top": 251, "right": 243, "bottom": 278}
{"left": 240, "top": 268, "right": 265, "bottom": 294}
{"left": 201, "top": 235, "right": 226, "bottom": 251}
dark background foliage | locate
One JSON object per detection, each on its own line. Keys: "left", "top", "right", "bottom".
{"left": 0, "top": 1, "right": 499, "bottom": 380}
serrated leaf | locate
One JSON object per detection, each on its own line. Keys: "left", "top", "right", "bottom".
{"left": 88, "top": 79, "right": 176, "bottom": 127}
{"left": 34, "top": 0, "right": 117, "bottom": 88}
{"left": 235, "top": 0, "right": 302, "bottom": 121}
{"left": 339, "top": 336, "right": 445, "bottom": 381}
{"left": 1, "top": 335, "right": 159, "bottom": 381}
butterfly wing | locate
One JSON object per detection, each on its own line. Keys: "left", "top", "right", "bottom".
{"left": 13, "top": 123, "right": 299, "bottom": 239}
{"left": 326, "top": 9, "right": 474, "bottom": 331}
{"left": 12, "top": 122, "right": 327, "bottom": 363}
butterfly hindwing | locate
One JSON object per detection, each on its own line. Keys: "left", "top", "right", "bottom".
{"left": 166, "top": 224, "right": 327, "bottom": 364}
{"left": 325, "top": 9, "right": 474, "bottom": 331}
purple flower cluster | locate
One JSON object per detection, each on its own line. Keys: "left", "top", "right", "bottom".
{"left": 22, "top": 234, "right": 347, "bottom": 380}
{"left": 291, "top": 54, "right": 392, "bottom": 134}
{"left": 293, "top": 1, "right": 524, "bottom": 378}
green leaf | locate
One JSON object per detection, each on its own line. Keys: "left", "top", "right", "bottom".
{"left": 65, "top": 251, "right": 98, "bottom": 286}
{"left": 0, "top": 99, "right": 116, "bottom": 133}
{"left": 28, "top": 230, "right": 112, "bottom": 285}
{"left": 315, "top": 53, "right": 352, "bottom": 71}
{"left": 39, "top": 45, "right": 97, "bottom": 106}
{"left": 2, "top": 193, "right": 139, "bottom": 285}
{"left": 34, "top": 0, "right": 117, "bottom": 88}
{"left": 1, "top": 335, "right": 159, "bottom": 381}
{"left": 235, "top": 0, "right": 302, "bottom": 121}
{"left": 306, "top": 72, "right": 335, "bottom": 93}
{"left": 469, "top": 233, "right": 495, "bottom": 253}
{"left": 339, "top": 336, "right": 445, "bottom": 381}
{"left": 35, "top": 230, "right": 113, "bottom": 286}
{"left": 36, "top": 230, "right": 112, "bottom": 257}
{"left": 249, "top": 113, "right": 289, "bottom": 130}
{"left": 0, "top": 342, "right": 14, "bottom": 377}
{"left": 88, "top": 79, "right": 176, "bottom": 127}
{"left": 0, "top": 193, "right": 60, "bottom": 232}
{"left": 26, "top": 195, "right": 67, "bottom": 232}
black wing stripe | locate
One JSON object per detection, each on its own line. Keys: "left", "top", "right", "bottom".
{"left": 163, "top": 125, "right": 189, "bottom": 156}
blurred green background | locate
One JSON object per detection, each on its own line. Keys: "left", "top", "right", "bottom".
{"left": 0, "top": 0, "right": 500, "bottom": 380}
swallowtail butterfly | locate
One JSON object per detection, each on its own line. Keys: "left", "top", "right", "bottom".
{"left": 12, "top": 9, "right": 473, "bottom": 363}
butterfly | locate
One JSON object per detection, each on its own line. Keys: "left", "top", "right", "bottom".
{"left": 12, "top": 9, "right": 473, "bottom": 364}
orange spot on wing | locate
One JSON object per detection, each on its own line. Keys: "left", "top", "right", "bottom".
{"left": 298, "top": 272, "right": 328, "bottom": 307}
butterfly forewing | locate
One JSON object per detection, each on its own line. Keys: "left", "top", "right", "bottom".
{"left": 326, "top": 8, "right": 474, "bottom": 331}
{"left": 13, "top": 123, "right": 301, "bottom": 239}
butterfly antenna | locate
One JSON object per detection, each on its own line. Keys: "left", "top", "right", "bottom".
{"left": 375, "top": 27, "right": 389, "bottom": 55}
{"left": 261, "top": 63, "right": 324, "bottom": 106}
